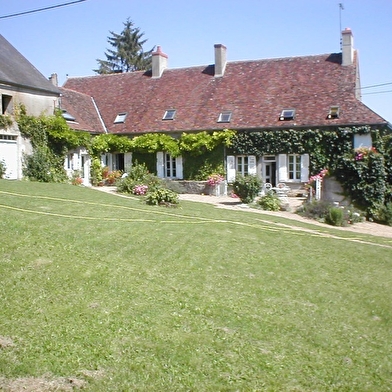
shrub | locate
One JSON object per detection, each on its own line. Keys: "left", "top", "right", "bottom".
{"left": 257, "top": 191, "right": 281, "bottom": 211}
{"left": 232, "top": 175, "right": 262, "bottom": 204}
{"left": 117, "top": 162, "right": 162, "bottom": 194}
{"left": 376, "top": 202, "right": 392, "bottom": 226}
{"left": 145, "top": 188, "right": 179, "bottom": 206}
{"left": 23, "top": 146, "right": 67, "bottom": 183}
{"left": 297, "top": 200, "right": 333, "bottom": 221}
{"left": 325, "top": 207, "right": 345, "bottom": 226}
{"left": 0, "top": 159, "right": 6, "bottom": 179}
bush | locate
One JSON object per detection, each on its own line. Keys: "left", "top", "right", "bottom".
{"left": 232, "top": 175, "right": 262, "bottom": 204}
{"left": 117, "top": 162, "right": 162, "bottom": 194}
{"left": 23, "top": 147, "right": 67, "bottom": 183}
{"left": 145, "top": 188, "right": 179, "bottom": 206}
{"left": 257, "top": 191, "right": 281, "bottom": 211}
{"left": 325, "top": 207, "right": 345, "bottom": 226}
{"left": 297, "top": 200, "right": 333, "bottom": 221}
{"left": 0, "top": 159, "right": 6, "bottom": 179}
{"left": 376, "top": 202, "right": 392, "bottom": 226}
{"left": 298, "top": 200, "right": 364, "bottom": 226}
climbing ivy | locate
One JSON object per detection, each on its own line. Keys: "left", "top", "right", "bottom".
{"left": 17, "top": 107, "right": 90, "bottom": 182}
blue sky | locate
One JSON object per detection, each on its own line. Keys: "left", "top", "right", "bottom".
{"left": 1, "top": 0, "right": 391, "bottom": 123}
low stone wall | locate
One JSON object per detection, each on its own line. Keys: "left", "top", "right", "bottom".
{"left": 176, "top": 180, "right": 229, "bottom": 196}
{"left": 176, "top": 180, "right": 209, "bottom": 194}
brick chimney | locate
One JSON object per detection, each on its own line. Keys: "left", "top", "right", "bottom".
{"left": 151, "top": 46, "right": 168, "bottom": 78}
{"left": 342, "top": 28, "right": 354, "bottom": 66}
{"left": 49, "top": 73, "right": 58, "bottom": 86}
{"left": 214, "top": 44, "right": 227, "bottom": 77}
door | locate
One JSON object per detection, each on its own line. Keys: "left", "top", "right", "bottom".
{"left": 264, "top": 162, "right": 276, "bottom": 186}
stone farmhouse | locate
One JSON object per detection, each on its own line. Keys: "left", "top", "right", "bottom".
{"left": 60, "top": 28, "right": 388, "bottom": 189}
{"left": 0, "top": 29, "right": 389, "bottom": 190}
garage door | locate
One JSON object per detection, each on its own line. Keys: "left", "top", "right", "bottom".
{"left": 0, "top": 137, "right": 18, "bottom": 179}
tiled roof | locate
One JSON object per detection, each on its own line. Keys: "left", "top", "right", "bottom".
{"left": 62, "top": 51, "right": 387, "bottom": 134}
{"left": 0, "top": 35, "right": 60, "bottom": 95}
{"left": 59, "top": 88, "right": 106, "bottom": 134}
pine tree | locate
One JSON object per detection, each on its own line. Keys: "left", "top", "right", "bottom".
{"left": 94, "top": 19, "right": 154, "bottom": 74}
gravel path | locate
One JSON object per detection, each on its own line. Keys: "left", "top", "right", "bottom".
{"left": 93, "top": 187, "right": 392, "bottom": 239}
{"left": 178, "top": 193, "right": 392, "bottom": 239}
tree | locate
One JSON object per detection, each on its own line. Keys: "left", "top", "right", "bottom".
{"left": 94, "top": 18, "right": 154, "bottom": 74}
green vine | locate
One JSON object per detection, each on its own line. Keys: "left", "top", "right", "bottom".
{"left": 0, "top": 115, "right": 13, "bottom": 129}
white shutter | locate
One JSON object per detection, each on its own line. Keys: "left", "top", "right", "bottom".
{"left": 124, "top": 152, "right": 132, "bottom": 172}
{"left": 175, "top": 156, "right": 183, "bottom": 179}
{"left": 248, "top": 155, "right": 257, "bottom": 175}
{"left": 73, "top": 153, "right": 79, "bottom": 170}
{"left": 157, "top": 152, "right": 164, "bottom": 178}
{"left": 278, "top": 154, "right": 287, "bottom": 182}
{"left": 301, "top": 154, "right": 309, "bottom": 182}
{"left": 226, "top": 155, "right": 236, "bottom": 182}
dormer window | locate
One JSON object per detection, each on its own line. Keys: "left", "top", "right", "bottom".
{"left": 279, "top": 109, "right": 295, "bottom": 121}
{"left": 218, "top": 111, "right": 232, "bottom": 123}
{"left": 114, "top": 112, "right": 127, "bottom": 124}
{"left": 163, "top": 109, "right": 176, "bottom": 120}
{"left": 327, "top": 106, "right": 340, "bottom": 119}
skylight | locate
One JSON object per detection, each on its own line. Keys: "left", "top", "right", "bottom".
{"left": 114, "top": 112, "right": 127, "bottom": 123}
{"left": 163, "top": 109, "right": 176, "bottom": 120}
{"left": 218, "top": 111, "right": 232, "bottom": 123}
{"left": 61, "top": 110, "right": 76, "bottom": 122}
{"left": 279, "top": 109, "right": 295, "bottom": 121}
{"left": 327, "top": 106, "right": 340, "bottom": 119}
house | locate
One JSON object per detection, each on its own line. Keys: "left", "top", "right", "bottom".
{"left": 0, "top": 35, "right": 60, "bottom": 179}
{"left": 60, "top": 28, "right": 388, "bottom": 190}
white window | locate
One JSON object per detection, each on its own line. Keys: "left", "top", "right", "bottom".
{"left": 163, "top": 109, "right": 176, "bottom": 120}
{"left": 114, "top": 113, "right": 127, "bottom": 124}
{"left": 156, "top": 152, "right": 183, "bottom": 179}
{"left": 236, "top": 156, "right": 249, "bottom": 176}
{"left": 279, "top": 109, "right": 295, "bottom": 121}
{"left": 288, "top": 154, "right": 301, "bottom": 180}
{"left": 165, "top": 153, "right": 176, "bottom": 178}
{"left": 226, "top": 155, "right": 257, "bottom": 182}
{"left": 218, "top": 111, "right": 232, "bottom": 123}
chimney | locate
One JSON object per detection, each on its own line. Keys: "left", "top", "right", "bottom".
{"left": 341, "top": 28, "right": 354, "bottom": 66}
{"left": 214, "top": 44, "right": 227, "bottom": 77}
{"left": 151, "top": 46, "right": 168, "bottom": 78}
{"left": 49, "top": 73, "right": 58, "bottom": 86}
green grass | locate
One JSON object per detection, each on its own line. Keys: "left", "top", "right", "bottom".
{"left": 0, "top": 180, "right": 391, "bottom": 391}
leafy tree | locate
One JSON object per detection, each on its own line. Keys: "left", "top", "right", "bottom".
{"left": 95, "top": 18, "right": 154, "bottom": 74}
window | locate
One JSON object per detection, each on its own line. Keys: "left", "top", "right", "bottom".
{"left": 165, "top": 153, "right": 176, "bottom": 177}
{"left": 163, "top": 109, "right": 176, "bottom": 120}
{"left": 327, "top": 106, "right": 340, "bottom": 119}
{"left": 288, "top": 154, "right": 301, "bottom": 180}
{"left": 61, "top": 110, "right": 76, "bottom": 122}
{"left": 0, "top": 134, "right": 17, "bottom": 140}
{"left": 217, "top": 111, "right": 232, "bottom": 123}
{"left": 1, "top": 94, "right": 12, "bottom": 115}
{"left": 279, "top": 109, "right": 295, "bottom": 121}
{"left": 114, "top": 112, "right": 127, "bottom": 124}
{"left": 236, "top": 156, "right": 249, "bottom": 176}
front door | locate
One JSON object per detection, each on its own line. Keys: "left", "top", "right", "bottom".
{"left": 263, "top": 159, "right": 276, "bottom": 186}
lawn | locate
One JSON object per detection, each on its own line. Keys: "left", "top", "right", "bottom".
{"left": 0, "top": 180, "right": 391, "bottom": 391}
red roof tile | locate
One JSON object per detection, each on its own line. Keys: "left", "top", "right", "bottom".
{"left": 59, "top": 88, "right": 106, "bottom": 134}
{"left": 62, "top": 51, "right": 387, "bottom": 135}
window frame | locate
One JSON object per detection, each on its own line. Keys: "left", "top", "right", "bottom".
{"left": 288, "top": 154, "right": 302, "bottom": 181}
{"left": 162, "top": 109, "right": 176, "bottom": 120}
{"left": 279, "top": 109, "right": 295, "bottom": 121}
{"left": 114, "top": 112, "right": 127, "bottom": 124}
{"left": 217, "top": 111, "right": 232, "bottom": 123}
